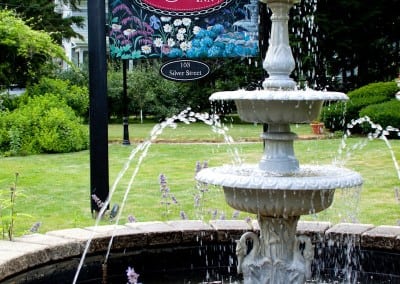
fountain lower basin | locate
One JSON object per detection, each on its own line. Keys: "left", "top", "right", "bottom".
{"left": 1, "top": 221, "right": 400, "bottom": 283}
{"left": 196, "top": 164, "right": 362, "bottom": 217}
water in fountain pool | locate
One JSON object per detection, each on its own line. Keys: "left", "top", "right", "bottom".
{"left": 72, "top": 108, "right": 244, "bottom": 283}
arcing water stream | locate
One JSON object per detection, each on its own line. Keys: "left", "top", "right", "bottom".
{"left": 72, "top": 108, "right": 237, "bottom": 283}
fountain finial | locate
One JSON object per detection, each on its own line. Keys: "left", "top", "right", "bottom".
{"left": 261, "top": 0, "right": 299, "bottom": 90}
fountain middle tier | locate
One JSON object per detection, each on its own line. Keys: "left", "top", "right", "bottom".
{"left": 210, "top": 89, "right": 348, "bottom": 124}
{"left": 196, "top": 164, "right": 362, "bottom": 217}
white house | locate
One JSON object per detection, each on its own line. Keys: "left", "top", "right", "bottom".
{"left": 54, "top": 0, "right": 90, "bottom": 68}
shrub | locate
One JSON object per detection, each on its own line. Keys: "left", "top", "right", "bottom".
{"left": 23, "top": 77, "right": 89, "bottom": 119}
{"left": 126, "top": 62, "right": 190, "bottom": 120}
{"left": 321, "top": 81, "right": 399, "bottom": 132}
{"left": 36, "top": 108, "right": 88, "bottom": 153}
{"left": 0, "top": 111, "right": 11, "bottom": 153}
{"left": 345, "top": 82, "right": 397, "bottom": 122}
{"left": 359, "top": 99, "right": 400, "bottom": 134}
{"left": 0, "top": 94, "right": 88, "bottom": 155}
{"left": 0, "top": 92, "right": 20, "bottom": 112}
{"left": 107, "top": 69, "right": 125, "bottom": 119}
{"left": 55, "top": 68, "right": 88, "bottom": 87}
{"left": 347, "top": 82, "right": 397, "bottom": 100}
{"left": 320, "top": 101, "right": 347, "bottom": 132}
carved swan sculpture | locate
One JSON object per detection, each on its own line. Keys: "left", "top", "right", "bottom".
{"left": 236, "top": 231, "right": 260, "bottom": 274}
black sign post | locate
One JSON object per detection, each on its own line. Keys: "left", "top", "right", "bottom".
{"left": 88, "top": 0, "right": 109, "bottom": 215}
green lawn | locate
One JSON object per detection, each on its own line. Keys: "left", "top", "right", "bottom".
{"left": 1, "top": 121, "right": 399, "bottom": 237}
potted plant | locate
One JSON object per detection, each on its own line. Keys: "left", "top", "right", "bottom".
{"left": 310, "top": 120, "right": 324, "bottom": 135}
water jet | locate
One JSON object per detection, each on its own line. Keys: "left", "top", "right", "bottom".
{"left": 196, "top": 0, "right": 363, "bottom": 283}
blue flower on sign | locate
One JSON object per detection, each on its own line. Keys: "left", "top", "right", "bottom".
{"left": 168, "top": 48, "right": 183, "bottom": 58}
{"left": 191, "top": 38, "right": 201, "bottom": 48}
{"left": 201, "top": 36, "right": 213, "bottom": 48}
{"left": 149, "top": 15, "right": 161, "bottom": 29}
{"left": 211, "top": 24, "right": 225, "bottom": 35}
{"left": 208, "top": 45, "right": 223, "bottom": 57}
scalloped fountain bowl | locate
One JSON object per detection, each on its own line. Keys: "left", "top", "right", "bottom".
{"left": 196, "top": 164, "right": 363, "bottom": 217}
{"left": 210, "top": 89, "right": 348, "bottom": 123}
{"left": 196, "top": 86, "right": 363, "bottom": 283}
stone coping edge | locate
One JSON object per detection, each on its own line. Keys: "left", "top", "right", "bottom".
{"left": 0, "top": 220, "right": 399, "bottom": 281}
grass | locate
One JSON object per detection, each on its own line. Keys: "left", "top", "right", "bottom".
{"left": 1, "top": 121, "right": 399, "bottom": 237}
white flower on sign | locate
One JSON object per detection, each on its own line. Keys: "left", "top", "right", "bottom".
{"left": 167, "top": 38, "right": 176, "bottom": 47}
{"left": 141, "top": 45, "right": 152, "bottom": 54}
{"left": 180, "top": 41, "right": 192, "bottom": 51}
{"left": 163, "top": 24, "right": 172, "bottom": 33}
{"left": 173, "top": 19, "right": 182, "bottom": 26}
{"left": 193, "top": 26, "right": 201, "bottom": 35}
{"left": 182, "top": 18, "right": 192, "bottom": 26}
{"left": 154, "top": 38, "right": 163, "bottom": 47}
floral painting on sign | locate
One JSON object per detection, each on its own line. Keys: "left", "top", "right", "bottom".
{"left": 109, "top": 0, "right": 259, "bottom": 59}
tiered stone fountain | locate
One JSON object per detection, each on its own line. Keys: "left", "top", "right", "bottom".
{"left": 196, "top": 0, "right": 363, "bottom": 283}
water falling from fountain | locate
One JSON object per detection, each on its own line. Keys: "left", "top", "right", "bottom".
{"left": 196, "top": 1, "right": 363, "bottom": 283}
{"left": 72, "top": 108, "right": 244, "bottom": 283}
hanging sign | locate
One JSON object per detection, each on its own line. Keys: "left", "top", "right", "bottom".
{"left": 108, "top": 0, "right": 260, "bottom": 60}
{"left": 160, "top": 59, "right": 210, "bottom": 81}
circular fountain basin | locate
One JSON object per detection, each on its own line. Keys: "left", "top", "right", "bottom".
{"left": 210, "top": 89, "right": 348, "bottom": 123}
{"left": 196, "top": 164, "right": 362, "bottom": 217}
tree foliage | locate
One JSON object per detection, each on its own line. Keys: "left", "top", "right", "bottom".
{"left": 0, "top": 0, "right": 85, "bottom": 43}
{"left": 315, "top": 0, "right": 399, "bottom": 90}
{"left": 0, "top": 9, "right": 68, "bottom": 87}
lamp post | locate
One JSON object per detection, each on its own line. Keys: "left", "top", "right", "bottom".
{"left": 88, "top": 0, "right": 109, "bottom": 214}
{"left": 122, "top": 59, "right": 131, "bottom": 145}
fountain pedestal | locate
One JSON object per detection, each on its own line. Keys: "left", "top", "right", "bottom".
{"left": 261, "top": 0, "right": 300, "bottom": 90}
{"left": 196, "top": 0, "right": 363, "bottom": 283}
{"left": 237, "top": 216, "right": 314, "bottom": 284}
{"left": 260, "top": 123, "right": 299, "bottom": 173}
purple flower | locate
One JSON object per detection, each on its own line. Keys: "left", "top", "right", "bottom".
{"left": 126, "top": 266, "right": 140, "bottom": 284}
{"left": 195, "top": 161, "right": 202, "bottom": 174}
{"left": 211, "top": 209, "right": 218, "bottom": 220}
{"left": 91, "top": 194, "right": 105, "bottom": 209}
{"left": 30, "top": 222, "right": 41, "bottom": 233}
{"left": 232, "top": 211, "right": 240, "bottom": 219}
{"left": 194, "top": 194, "right": 200, "bottom": 207}
{"left": 128, "top": 215, "right": 136, "bottom": 223}
{"left": 159, "top": 173, "right": 167, "bottom": 188}
{"left": 245, "top": 216, "right": 252, "bottom": 224}
{"left": 180, "top": 211, "right": 188, "bottom": 220}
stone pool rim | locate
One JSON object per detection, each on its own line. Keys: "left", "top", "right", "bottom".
{"left": 1, "top": 220, "right": 400, "bottom": 282}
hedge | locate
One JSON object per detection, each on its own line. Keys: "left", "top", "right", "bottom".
{"left": 321, "top": 81, "right": 399, "bottom": 133}
{"left": 359, "top": 99, "right": 400, "bottom": 134}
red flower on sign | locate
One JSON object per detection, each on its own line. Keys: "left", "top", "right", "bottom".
{"left": 142, "top": 0, "right": 226, "bottom": 12}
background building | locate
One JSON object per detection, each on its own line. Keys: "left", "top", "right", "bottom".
{"left": 54, "top": 0, "right": 89, "bottom": 68}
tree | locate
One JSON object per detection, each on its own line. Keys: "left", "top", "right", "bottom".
{"left": 0, "top": 9, "right": 68, "bottom": 87}
{"left": 0, "top": 0, "right": 85, "bottom": 44}
{"left": 315, "top": 0, "right": 399, "bottom": 90}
